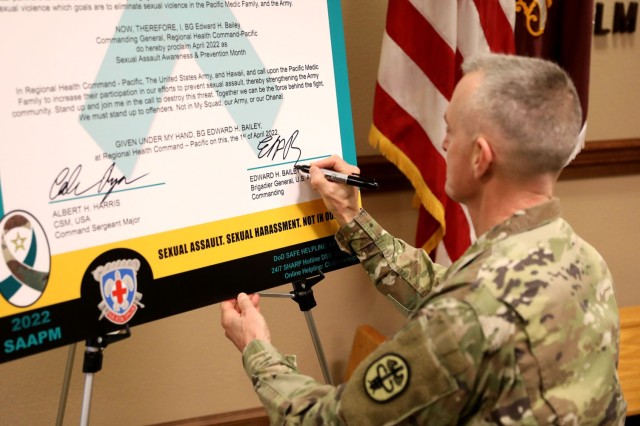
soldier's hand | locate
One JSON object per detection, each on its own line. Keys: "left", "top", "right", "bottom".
{"left": 221, "top": 293, "right": 271, "bottom": 352}
{"left": 309, "top": 155, "right": 361, "bottom": 226}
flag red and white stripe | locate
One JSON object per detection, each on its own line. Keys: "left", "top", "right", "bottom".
{"left": 369, "top": 0, "right": 516, "bottom": 263}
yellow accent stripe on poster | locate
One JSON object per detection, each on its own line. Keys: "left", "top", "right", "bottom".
{"left": 0, "top": 199, "right": 339, "bottom": 317}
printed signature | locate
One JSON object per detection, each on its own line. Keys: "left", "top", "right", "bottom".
{"left": 49, "top": 162, "right": 149, "bottom": 203}
{"left": 256, "top": 129, "right": 302, "bottom": 162}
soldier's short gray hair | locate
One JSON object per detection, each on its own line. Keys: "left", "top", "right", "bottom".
{"left": 461, "top": 53, "right": 582, "bottom": 177}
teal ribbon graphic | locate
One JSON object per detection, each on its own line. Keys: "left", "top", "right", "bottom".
{"left": 0, "top": 214, "right": 49, "bottom": 302}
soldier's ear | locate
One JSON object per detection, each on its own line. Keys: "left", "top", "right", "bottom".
{"left": 472, "top": 136, "right": 493, "bottom": 180}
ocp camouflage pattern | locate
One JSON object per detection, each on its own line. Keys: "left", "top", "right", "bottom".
{"left": 242, "top": 199, "right": 626, "bottom": 425}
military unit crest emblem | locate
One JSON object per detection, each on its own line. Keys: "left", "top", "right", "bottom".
{"left": 92, "top": 259, "right": 145, "bottom": 325}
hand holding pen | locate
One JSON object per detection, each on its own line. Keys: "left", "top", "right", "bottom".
{"left": 298, "top": 156, "right": 370, "bottom": 226}
{"left": 294, "top": 165, "right": 379, "bottom": 190}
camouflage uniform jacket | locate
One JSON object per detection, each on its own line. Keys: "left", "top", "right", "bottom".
{"left": 242, "top": 199, "right": 626, "bottom": 425}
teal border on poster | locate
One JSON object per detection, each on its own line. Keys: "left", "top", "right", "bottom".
{"left": 327, "top": 0, "right": 356, "bottom": 165}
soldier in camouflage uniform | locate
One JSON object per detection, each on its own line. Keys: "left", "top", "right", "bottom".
{"left": 220, "top": 53, "right": 626, "bottom": 425}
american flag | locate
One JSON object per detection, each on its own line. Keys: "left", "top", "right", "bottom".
{"left": 369, "top": 0, "right": 592, "bottom": 263}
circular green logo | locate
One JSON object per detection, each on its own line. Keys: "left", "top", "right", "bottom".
{"left": 364, "top": 353, "right": 410, "bottom": 402}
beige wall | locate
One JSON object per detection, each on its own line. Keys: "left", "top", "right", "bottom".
{"left": 588, "top": 1, "right": 640, "bottom": 141}
{"left": 2, "top": 1, "right": 639, "bottom": 425}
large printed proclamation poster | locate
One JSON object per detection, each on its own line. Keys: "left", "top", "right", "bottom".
{"left": 0, "top": 0, "right": 358, "bottom": 363}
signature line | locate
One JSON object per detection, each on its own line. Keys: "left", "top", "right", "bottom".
{"left": 48, "top": 182, "right": 166, "bottom": 204}
{"left": 247, "top": 155, "right": 331, "bottom": 172}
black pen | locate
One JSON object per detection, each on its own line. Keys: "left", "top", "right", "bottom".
{"left": 294, "top": 164, "right": 379, "bottom": 190}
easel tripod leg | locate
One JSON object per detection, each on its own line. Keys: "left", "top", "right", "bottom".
{"left": 260, "top": 272, "right": 334, "bottom": 385}
{"left": 78, "top": 327, "right": 131, "bottom": 426}
{"left": 303, "top": 310, "right": 333, "bottom": 385}
{"left": 56, "top": 343, "right": 77, "bottom": 426}
{"left": 80, "top": 371, "right": 95, "bottom": 426}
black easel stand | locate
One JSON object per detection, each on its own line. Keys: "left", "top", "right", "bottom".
{"left": 80, "top": 326, "right": 131, "bottom": 426}
{"left": 260, "top": 272, "right": 333, "bottom": 385}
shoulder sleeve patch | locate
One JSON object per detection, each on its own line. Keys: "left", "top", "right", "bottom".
{"left": 364, "top": 353, "right": 410, "bottom": 402}
{"left": 338, "top": 317, "right": 460, "bottom": 424}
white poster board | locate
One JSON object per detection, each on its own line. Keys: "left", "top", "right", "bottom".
{"left": 0, "top": 0, "right": 357, "bottom": 363}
